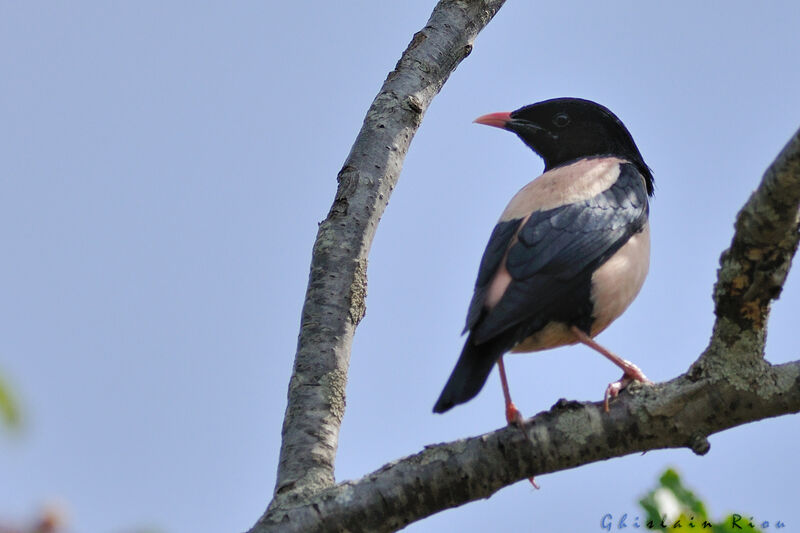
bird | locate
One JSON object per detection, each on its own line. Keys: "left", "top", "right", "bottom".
{"left": 433, "top": 97, "right": 654, "bottom": 425}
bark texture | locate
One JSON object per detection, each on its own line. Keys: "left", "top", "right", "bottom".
{"left": 255, "top": 0, "right": 800, "bottom": 530}
{"left": 267, "top": 0, "right": 508, "bottom": 514}
{"left": 254, "top": 126, "right": 800, "bottom": 532}
{"left": 255, "top": 363, "right": 800, "bottom": 533}
{"left": 694, "top": 128, "right": 800, "bottom": 376}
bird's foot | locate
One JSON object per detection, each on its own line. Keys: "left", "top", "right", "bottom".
{"left": 603, "top": 364, "right": 652, "bottom": 412}
{"left": 503, "top": 402, "right": 540, "bottom": 489}
{"left": 604, "top": 376, "right": 632, "bottom": 412}
{"left": 618, "top": 359, "right": 650, "bottom": 384}
{"left": 505, "top": 401, "right": 524, "bottom": 427}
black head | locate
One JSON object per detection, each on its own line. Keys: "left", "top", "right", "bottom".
{"left": 476, "top": 97, "right": 654, "bottom": 196}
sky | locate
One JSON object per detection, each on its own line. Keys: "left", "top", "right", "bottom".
{"left": 1, "top": 2, "right": 800, "bottom": 532}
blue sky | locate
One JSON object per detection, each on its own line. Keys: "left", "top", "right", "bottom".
{"left": 1, "top": 2, "right": 799, "bottom": 532}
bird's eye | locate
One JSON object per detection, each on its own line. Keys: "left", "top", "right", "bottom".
{"left": 552, "top": 113, "right": 570, "bottom": 127}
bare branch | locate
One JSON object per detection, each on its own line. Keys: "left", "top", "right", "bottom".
{"left": 694, "top": 127, "right": 800, "bottom": 375}
{"left": 255, "top": 361, "right": 800, "bottom": 533}
{"left": 269, "top": 0, "right": 507, "bottom": 511}
{"left": 257, "top": 0, "right": 800, "bottom": 529}
{"left": 255, "top": 120, "right": 800, "bottom": 531}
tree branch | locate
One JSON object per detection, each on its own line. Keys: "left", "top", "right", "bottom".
{"left": 693, "top": 126, "right": 800, "bottom": 377}
{"left": 256, "top": 0, "right": 800, "bottom": 526}
{"left": 268, "top": 0, "right": 507, "bottom": 512}
{"left": 254, "top": 119, "right": 800, "bottom": 530}
{"left": 254, "top": 361, "right": 800, "bottom": 533}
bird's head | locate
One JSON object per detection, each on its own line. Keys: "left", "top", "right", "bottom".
{"left": 475, "top": 97, "right": 654, "bottom": 196}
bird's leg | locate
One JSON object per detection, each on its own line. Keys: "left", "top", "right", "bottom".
{"left": 496, "top": 356, "right": 540, "bottom": 490}
{"left": 497, "top": 356, "right": 523, "bottom": 426}
{"left": 569, "top": 326, "right": 652, "bottom": 412}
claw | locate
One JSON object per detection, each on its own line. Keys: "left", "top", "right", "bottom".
{"left": 497, "top": 357, "right": 542, "bottom": 489}
{"left": 604, "top": 369, "right": 652, "bottom": 411}
{"left": 506, "top": 401, "right": 524, "bottom": 426}
{"left": 568, "top": 326, "right": 653, "bottom": 412}
{"left": 604, "top": 375, "right": 631, "bottom": 412}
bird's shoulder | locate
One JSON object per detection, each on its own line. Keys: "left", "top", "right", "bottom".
{"left": 464, "top": 158, "right": 649, "bottom": 337}
{"left": 499, "top": 156, "right": 629, "bottom": 222}
{"left": 507, "top": 159, "right": 649, "bottom": 279}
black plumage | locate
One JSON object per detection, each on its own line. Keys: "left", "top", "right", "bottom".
{"left": 434, "top": 98, "right": 654, "bottom": 418}
{"left": 476, "top": 163, "right": 648, "bottom": 342}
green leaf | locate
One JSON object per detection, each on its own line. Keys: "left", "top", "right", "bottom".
{"left": 659, "top": 468, "right": 708, "bottom": 518}
{"left": 0, "top": 372, "right": 21, "bottom": 429}
{"left": 640, "top": 469, "right": 762, "bottom": 533}
{"left": 638, "top": 492, "right": 665, "bottom": 530}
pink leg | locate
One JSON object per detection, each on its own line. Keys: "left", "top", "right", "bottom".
{"left": 569, "top": 326, "right": 652, "bottom": 412}
{"left": 497, "top": 356, "right": 523, "bottom": 426}
{"left": 496, "top": 356, "right": 540, "bottom": 490}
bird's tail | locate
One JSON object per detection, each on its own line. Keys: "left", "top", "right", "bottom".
{"left": 433, "top": 332, "right": 511, "bottom": 414}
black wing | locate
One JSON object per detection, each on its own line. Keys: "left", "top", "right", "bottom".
{"left": 470, "top": 162, "right": 649, "bottom": 344}
{"left": 463, "top": 218, "right": 521, "bottom": 333}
